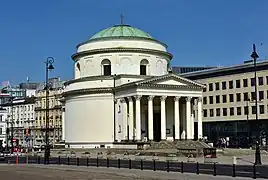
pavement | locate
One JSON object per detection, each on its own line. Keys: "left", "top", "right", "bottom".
{"left": 0, "top": 164, "right": 266, "bottom": 180}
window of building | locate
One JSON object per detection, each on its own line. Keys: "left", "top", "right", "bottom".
{"left": 252, "top": 106, "right": 256, "bottom": 114}
{"left": 203, "top": 87, "right": 206, "bottom": 92}
{"left": 244, "top": 92, "right": 249, "bottom": 101}
{"left": 229, "top": 94, "right": 234, "bottom": 102}
{"left": 203, "top": 97, "right": 207, "bottom": 104}
{"left": 203, "top": 109, "right": 207, "bottom": 117}
{"left": 266, "top": 76, "right": 268, "bottom": 85}
{"left": 244, "top": 106, "right": 249, "bottom": 115}
{"left": 223, "top": 108, "right": 227, "bottom": 116}
{"left": 216, "top": 95, "right": 220, "bottom": 103}
{"left": 258, "top": 77, "right": 264, "bottom": 86}
{"left": 0, "top": 115, "right": 2, "bottom": 122}
{"left": 230, "top": 107, "right": 234, "bottom": 116}
{"left": 209, "top": 96, "right": 213, "bottom": 104}
{"left": 210, "top": 109, "right": 214, "bottom": 117}
{"left": 76, "top": 63, "right": 81, "bottom": 78}
{"left": 140, "top": 59, "right": 149, "bottom": 75}
{"left": 216, "top": 108, "right": 220, "bottom": 116}
{"left": 251, "top": 92, "right": 256, "bottom": 100}
{"left": 251, "top": 78, "right": 256, "bottom": 86}
{"left": 259, "top": 91, "right": 264, "bottom": 100}
{"left": 215, "top": 82, "right": 220, "bottom": 90}
{"left": 229, "top": 81, "right": 233, "bottom": 89}
{"left": 101, "top": 59, "right": 111, "bottom": 76}
{"left": 243, "top": 79, "right": 248, "bottom": 87}
{"left": 236, "top": 93, "right": 241, "bottom": 102}
{"left": 236, "top": 80, "right": 241, "bottom": 88}
{"left": 237, "top": 107, "right": 241, "bottom": 115}
{"left": 222, "top": 81, "right": 226, "bottom": 90}
{"left": 0, "top": 128, "right": 2, "bottom": 135}
{"left": 209, "top": 83, "right": 213, "bottom": 91}
{"left": 260, "top": 105, "right": 264, "bottom": 114}
{"left": 222, "top": 95, "right": 227, "bottom": 103}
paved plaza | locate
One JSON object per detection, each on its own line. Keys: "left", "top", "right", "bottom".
{"left": 0, "top": 164, "right": 265, "bottom": 180}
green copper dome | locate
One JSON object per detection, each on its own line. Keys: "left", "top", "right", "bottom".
{"left": 89, "top": 25, "right": 153, "bottom": 40}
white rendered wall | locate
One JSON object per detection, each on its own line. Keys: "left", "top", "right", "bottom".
{"left": 65, "top": 94, "right": 114, "bottom": 146}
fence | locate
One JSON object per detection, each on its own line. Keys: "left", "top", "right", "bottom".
{"left": 1, "top": 156, "right": 267, "bottom": 179}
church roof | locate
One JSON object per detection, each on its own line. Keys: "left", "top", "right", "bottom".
{"left": 89, "top": 25, "right": 154, "bottom": 40}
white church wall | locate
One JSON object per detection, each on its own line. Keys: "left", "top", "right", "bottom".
{"left": 65, "top": 79, "right": 114, "bottom": 91}
{"left": 65, "top": 93, "right": 114, "bottom": 147}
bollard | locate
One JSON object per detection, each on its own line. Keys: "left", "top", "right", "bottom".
{"left": 140, "top": 159, "right": 143, "bottom": 170}
{"left": 58, "top": 156, "right": 61, "bottom": 165}
{"left": 213, "top": 163, "right": 216, "bottom": 176}
{"left": 118, "top": 159, "right": 121, "bottom": 169}
{"left": 77, "top": 157, "right": 79, "bottom": 166}
{"left": 232, "top": 164, "right": 236, "bottom": 177}
{"left": 107, "top": 158, "right": 109, "bottom": 168}
{"left": 86, "top": 157, "right": 89, "bottom": 167}
{"left": 232, "top": 156, "right": 237, "bottom": 165}
{"left": 167, "top": 161, "right": 170, "bottom": 172}
{"left": 196, "top": 162, "right": 199, "bottom": 174}
{"left": 253, "top": 164, "right": 256, "bottom": 179}
{"left": 16, "top": 155, "right": 19, "bottom": 165}
{"left": 181, "top": 161, "right": 184, "bottom": 173}
{"left": 67, "top": 156, "right": 70, "bottom": 166}
{"left": 129, "top": 159, "right": 132, "bottom": 169}
{"left": 153, "top": 160, "right": 156, "bottom": 171}
{"left": 96, "top": 157, "right": 99, "bottom": 167}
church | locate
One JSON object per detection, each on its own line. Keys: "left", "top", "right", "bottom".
{"left": 62, "top": 23, "right": 204, "bottom": 149}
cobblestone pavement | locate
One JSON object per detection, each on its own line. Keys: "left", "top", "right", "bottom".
{"left": 0, "top": 164, "right": 266, "bottom": 180}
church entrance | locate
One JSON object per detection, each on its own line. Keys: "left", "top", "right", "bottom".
{"left": 153, "top": 113, "right": 161, "bottom": 142}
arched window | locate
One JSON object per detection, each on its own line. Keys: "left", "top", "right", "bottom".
{"left": 140, "top": 59, "right": 149, "bottom": 75}
{"left": 76, "top": 63, "right": 81, "bottom": 78}
{"left": 101, "top": 59, "right": 111, "bottom": 76}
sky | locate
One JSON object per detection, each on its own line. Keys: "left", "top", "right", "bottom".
{"left": 0, "top": 0, "right": 267, "bottom": 84}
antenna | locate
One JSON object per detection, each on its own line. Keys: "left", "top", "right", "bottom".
{"left": 120, "top": 13, "right": 124, "bottom": 25}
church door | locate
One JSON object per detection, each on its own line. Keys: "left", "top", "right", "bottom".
{"left": 153, "top": 113, "right": 161, "bottom": 142}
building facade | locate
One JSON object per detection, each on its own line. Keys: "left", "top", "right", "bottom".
{"left": 182, "top": 60, "right": 268, "bottom": 147}
{"left": 172, "top": 66, "right": 216, "bottom": 74}
{"left": 34, "top": 77, "right": 64, "bottom": 148}
{"left": 0, "top": 107, "right": 8, "bottom": 147}
{"left": 63, "top": 24, "right": 204, "bottom": 149}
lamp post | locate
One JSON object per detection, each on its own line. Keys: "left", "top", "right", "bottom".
{"left": 250, "top": 44, "right": 261, "bottom": 165}
{"left": 44, "top": 57, "right": 55, "bottom": 164}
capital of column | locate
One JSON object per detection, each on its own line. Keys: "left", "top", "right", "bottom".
{"left": 160, "top": 96, "right": 167, "bottom": 101}
{"left": 114, "top": 98, "right": 119, "bottom": 103}
{"left": 174, "top": 96, "right": 181, "bottom": 102}
{"left": 120, "top": 98, "right": 126, "bottom": 103}
{"left": 134, "top": 95, "right": 142, "bottom": 101}
{"left": 186, "top": 96, "right": 192, "bottom": 102}
{"left": 197, "top": 97, "right": 202, "bottom": 102}
{"left": 147, "top": 95, "right": 155, "bottom": 101}
{"left": 127, "top": 97, "right": 133, "bottom": 102}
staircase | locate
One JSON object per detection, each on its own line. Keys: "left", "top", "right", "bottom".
{"left": 149, "top": 140, "right": 212, "bottom": 149}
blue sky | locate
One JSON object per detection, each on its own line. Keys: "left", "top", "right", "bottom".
{"left": 0, "top": 0, "right": 267, "bottom": 84}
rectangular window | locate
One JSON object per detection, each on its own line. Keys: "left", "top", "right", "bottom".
{"left": 230, "top": 107, "right": 234, "bottom": 116}
{"left": 259, "top": 91, "right": 264, "bottom": 100}
{"left": 0, "top": 128, "right": 2, "bottom": 135}
{"left": 140, "top": 65, "right": 146, "bottom": 75}
{"left": 251, "top": 92, "right": 256, "bottom": 100}
{"left": 229, "top": 81, "right": 233, "bottom": 89}
{"left": 103, "top": 65, "right": 111, "bottom": 76}
{"left": 203, "top": 97, "right": 207, "bottom": 104}
{"left": 203, "top": 109, "right": 207, "bottom": 117}
{"left": 215, "top": 82, "right": 220, "bottom": 90}
{"left": 243, "top": 79, "right": 248, "bottom": 87}
{"left": 0, "top": 115, "right": 2, "bottom": 122}
{"left": 252, "top": 106, "right": 257, "bottom": 114}
{"left": 223, "top": 108, "right": 227, "bottom": 116}
{"left": 216, "top": 95, "right": 220, "bottom": 103}
{"left": 237, "top": 107, "right": 241, "bottom": 115}
{"left": 251, "top": 78, "right": 256, "bottom": 86}
{"left": 244, "top": 106, "right": 249, "bottom": 115}
{"left": 209, "top": 83, "right": 213, "bottom": 91}
{"left": 229, "top": 94, "right": 234, "bottom": 102}
{"left": 260, "top": 105, "right": 264, "bottom": 114}
{"left": 210, "top": 109, "right": 214, "bottom": 117}
{"left": 236, "top": 80, "right": 241, "bottom": 88}
{"left": 216, "top": 108, "right": 220, "bottom": 116}
{"left": 258, "top": 77, "right": 264, "bottom": 86}
{"left": 209, "top": 96, "right": 213, "bottom": 104}
{"left": 222, "top": 81, "right": 226, "bottom": 90}
{"left": 243, "top": 92, "right": 249, "bottom": 101}
{"left": 236, "top": 93, "right": 241, "bottom": 102}
{"left": 266, "top": 76, "right": 268, "bottom": 85}
{"left": 203, "top": 87, "right": 206, "bottom": 92}
{"left": 222, "top": 95, "right": 227, "bottom": 103}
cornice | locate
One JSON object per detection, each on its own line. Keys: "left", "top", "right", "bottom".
{"left": 72, "top": 48, "right": 173, "bottom": 61}
{"left": 62, "top": 87, "right": 113, "bottom": 97}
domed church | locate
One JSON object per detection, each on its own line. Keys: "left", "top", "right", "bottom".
{"left": 62, "top": 23, "right": 204, "bottom": 149}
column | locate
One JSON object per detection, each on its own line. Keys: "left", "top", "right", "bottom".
{"left": 186, "top": 97, "right": 192, "bottom": 139}
{"left": 160, "top": 96, "right": 167, "bottom": 140}
{"left": 174, "top": 96, "right": 180, "bottom": 140}
{"left": 62, "top": 107, "right": 65, "bottom": 141}
{"left": 135, "top": 95, "right": 142, "bottom": 141}
{"left": 114, "top": 99, "right": 118, "bottom": 141}
{"left": 127, "top": 97, "right": 134, "bottom": 140}
{"left": 148, "top": 96, "right": 154, "bottom": 141}
{"left": 121, "top": 98, "right": 128, "bottom": 140}
{"left": 197, "top": 97, "right": 203, "bottom": 139}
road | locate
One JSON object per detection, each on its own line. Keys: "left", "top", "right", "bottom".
{"left": 0, "top": 164, "right": 266, "bottom": 180}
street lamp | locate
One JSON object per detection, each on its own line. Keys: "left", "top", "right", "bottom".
{"left": 250, "top": 44, "right": 261, "bottom": 165}
{"left": 44, "top": 57, "right": 54, "bottom": 164}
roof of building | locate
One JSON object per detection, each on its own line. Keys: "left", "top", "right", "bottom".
{"left": 1, "top": 97, "right": 35, "bottom": 106}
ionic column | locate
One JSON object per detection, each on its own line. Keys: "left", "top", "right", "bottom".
{"left": 127, "top": 97, "right": 134, "bottom": 140}
{"left": 120, "top": 98, "right": 128, "bottom": 140}
{"left": 174, "top": 96, "right": 180, "bottom": 140}
{"left": 160, "top": 96, "right": 167, "bottom": 140}
{"left": 186, "top": 97, "right": 192, "bottom": 139}
{"left": 114, "top": 99, "right": 119, "bottom": 141}
{"left": 135, "top": 95, "right": 142, "bottom": 141}
{"left": 148, "top": 95, "right": 154, "bottom": 140}
{"left": 197, "top": 97, "right": 203, "bottom": 139}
